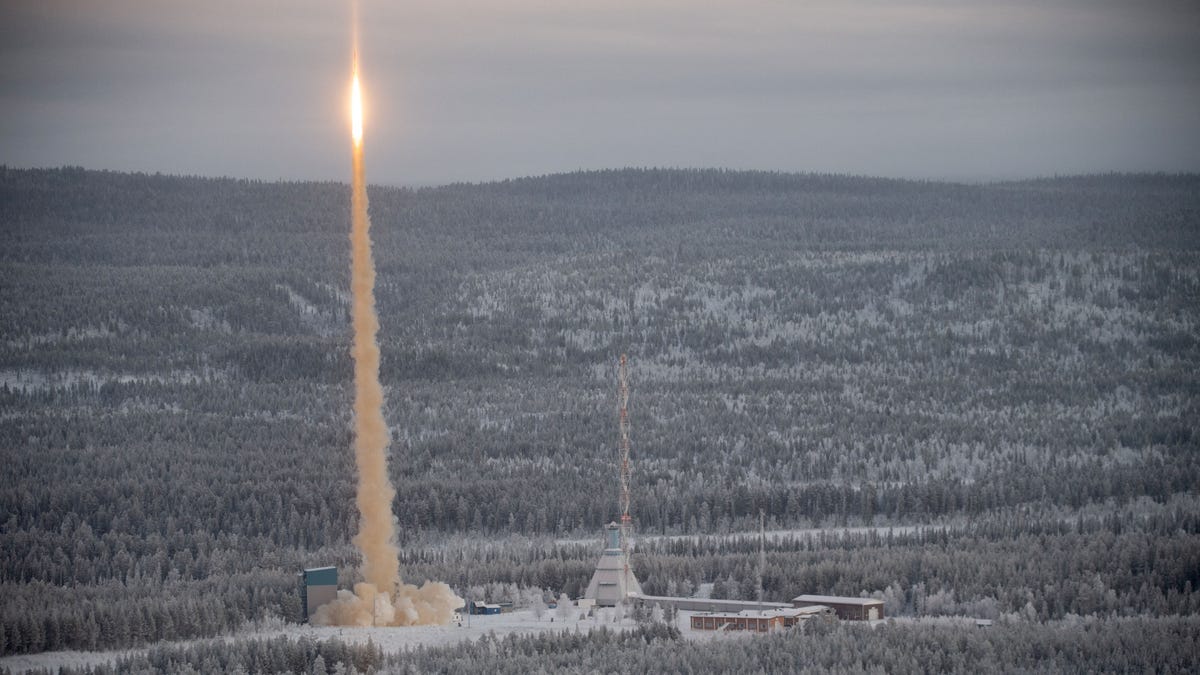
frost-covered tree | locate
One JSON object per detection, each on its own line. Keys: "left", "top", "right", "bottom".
{"left": 556, "top": 594, "right": 574, "bottom": 622}
{"left": 530, "top": 590, "right": 547, "bottom": 622}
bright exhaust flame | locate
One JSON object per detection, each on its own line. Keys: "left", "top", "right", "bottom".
{"left": 351, "top": 68, "right": 363, "bottom": 146}
{"left": 311, "top": 43, "right": 462, "bottom": 628}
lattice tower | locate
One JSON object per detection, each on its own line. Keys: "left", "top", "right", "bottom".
{"left": 757, "top": 509, "right": 766, "bottom": 609}
{"left": 618, "top": 354, "right": 633, "bottom": 560}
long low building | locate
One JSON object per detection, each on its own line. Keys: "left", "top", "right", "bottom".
{"left": 792, "top": 595, "right": 884, "bottom": 621}
{"left": 632, "top": 594, "right": 792, "bottom": 613}
{"left": 690, "top": 605, "right": 835, "bottom": 632}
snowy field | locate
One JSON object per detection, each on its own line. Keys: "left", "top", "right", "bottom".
{"left": 0, "top": 649, "right": 133, "bottom": 675}
{"left": 0, "top": 609, "right": 722, "bottom": 674}
{"left": 555, "top": 523, "right": 930, "bottom": 547}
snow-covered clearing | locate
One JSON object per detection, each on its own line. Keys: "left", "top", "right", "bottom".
{"left": 0, "top": 648, "right": 135, "bottom": 674}
{"left": 0, "top": 368, "right": 225, "bottom": 393}
{"left": 0, "top": 602, "right": 1044, "bottom": 674}
{"left": 258, "top": 609, "right": 633, "bottom": 651}
{"left": 0, "top": 609, "right": 776, "bottom": 673}
{"left": 555, "top": 523, "right": 930, "bottom": 548}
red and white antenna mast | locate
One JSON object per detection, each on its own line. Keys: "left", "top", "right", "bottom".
{"left": 617, "top": 354, "right": 633, "bottom": 562}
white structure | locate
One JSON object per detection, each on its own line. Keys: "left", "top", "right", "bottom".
{"left": 792, "top": 594, "right": 885, "bottom": 620}
{"left": 584, "top": 522, "right": 643, "bottom": 606}
{"left": 690, "top": 605, "right": 835, "bottom": 632}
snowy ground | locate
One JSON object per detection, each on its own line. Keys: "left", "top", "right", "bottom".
{"left": 0, "top": 609, "right": 660, "bottom": 674}
{"left": 259, "top": 608, "right": 640, "bottom": 651}
{"left": 0, "top": 648, "right": 136, "bottom": 674}
{"left": 0, "top": 608, "right": 948, "bottom": 673}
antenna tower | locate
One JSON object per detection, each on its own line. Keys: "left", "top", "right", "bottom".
{"left": 617, "top": 354, "right": 633, "bottom": 562}
{"left": 757, "top": 509, "right": 765, "bottom": 611}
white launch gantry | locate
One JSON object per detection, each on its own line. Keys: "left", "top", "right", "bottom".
{"left": 584, "top": 354, "right": 643, "bottom": 606}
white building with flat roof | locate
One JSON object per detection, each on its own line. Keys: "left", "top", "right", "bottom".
{"left": 792, "top": 594, "right": 884, "bottom": 620}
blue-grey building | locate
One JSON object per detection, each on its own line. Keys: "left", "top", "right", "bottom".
{"left": 301, "top": 566, "right": 338, "bottom": 622}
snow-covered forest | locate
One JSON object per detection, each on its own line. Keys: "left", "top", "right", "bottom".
{"left": 1, "top": 167, "right": 1197, "bottom": 671}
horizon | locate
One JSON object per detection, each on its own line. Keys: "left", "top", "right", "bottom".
{"left": 6, "top": 162, "right": 1199, "bottom": 191}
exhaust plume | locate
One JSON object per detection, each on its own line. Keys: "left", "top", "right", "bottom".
{"left": 312, "top": 48, "right": 462, "bottom": 628}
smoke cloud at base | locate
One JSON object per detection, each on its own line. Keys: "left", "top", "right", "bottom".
{"left": 310, "top": 581, "right": 462, "bottom": 627}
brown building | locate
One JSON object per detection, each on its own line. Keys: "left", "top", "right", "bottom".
{"left": 792, "top": 595, "right": 884, "bottom": 621}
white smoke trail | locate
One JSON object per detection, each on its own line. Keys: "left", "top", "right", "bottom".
{"left": 312, "top": 53, "right": 461, "bottom": 628}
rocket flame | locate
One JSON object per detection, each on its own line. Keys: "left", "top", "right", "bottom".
{"left": 351, "top": 69, "right": 364, "bottom": 146}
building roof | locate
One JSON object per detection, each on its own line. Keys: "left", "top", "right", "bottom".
{"left": 792, "top": 595, "right": 883, "bottom": 606}
{"left": 694, "top": 605, "right": 832, "bottom": 619}
{"left": 302, "top": 567, "right": 337, "bottom": 586}
{"left": 634, "top": 595, "right": 792, "bottom": 612}
{"left": 734, "top": 607, "right": 825, "bottom": 618}
{"left": 790, "top": 605, "right": 835, "bottom": 615}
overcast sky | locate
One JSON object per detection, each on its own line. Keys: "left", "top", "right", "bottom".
{"left": 2, "top": 0, "right": 1198, "bottom": 185}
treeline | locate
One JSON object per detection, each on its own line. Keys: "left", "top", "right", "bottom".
{"left": 4, "top": 498, "right": 1197, "bottom": 655}
{"left": 4, "top": 167, "right": 1200, "bottom": 269}
{"left": 0, "top": 567, "right": 304, "bottom": 655}
{"left": 438, "top": 506, "right": 1200, "bottom": 620}
{"left": 16, "top": 634, "right": 389, "bottom": 675}
{"left": 14, "top": 617, "right": 1199, "bottom": 675}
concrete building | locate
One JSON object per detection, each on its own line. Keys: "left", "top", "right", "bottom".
{"left": 791, "top": 595, "right": 884, "bottom": 621}
{"left": 301, "top": 567, "right": 338, "bottom": 622}
{"left": 584, "top": 522, "right": 643, "bottom": 606}
{"left": 690, "top": 605, "right": 835, "bottom": 632}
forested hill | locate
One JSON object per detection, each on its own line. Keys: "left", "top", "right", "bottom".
{"left": 3, "top": 165, "right": 1198, "bottom": 378}
{"left": 1, "top": 166, "right": 1198, "bottom": 656}
{"left": 3, "top": 167, "right": 1199, "bottom": 262}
